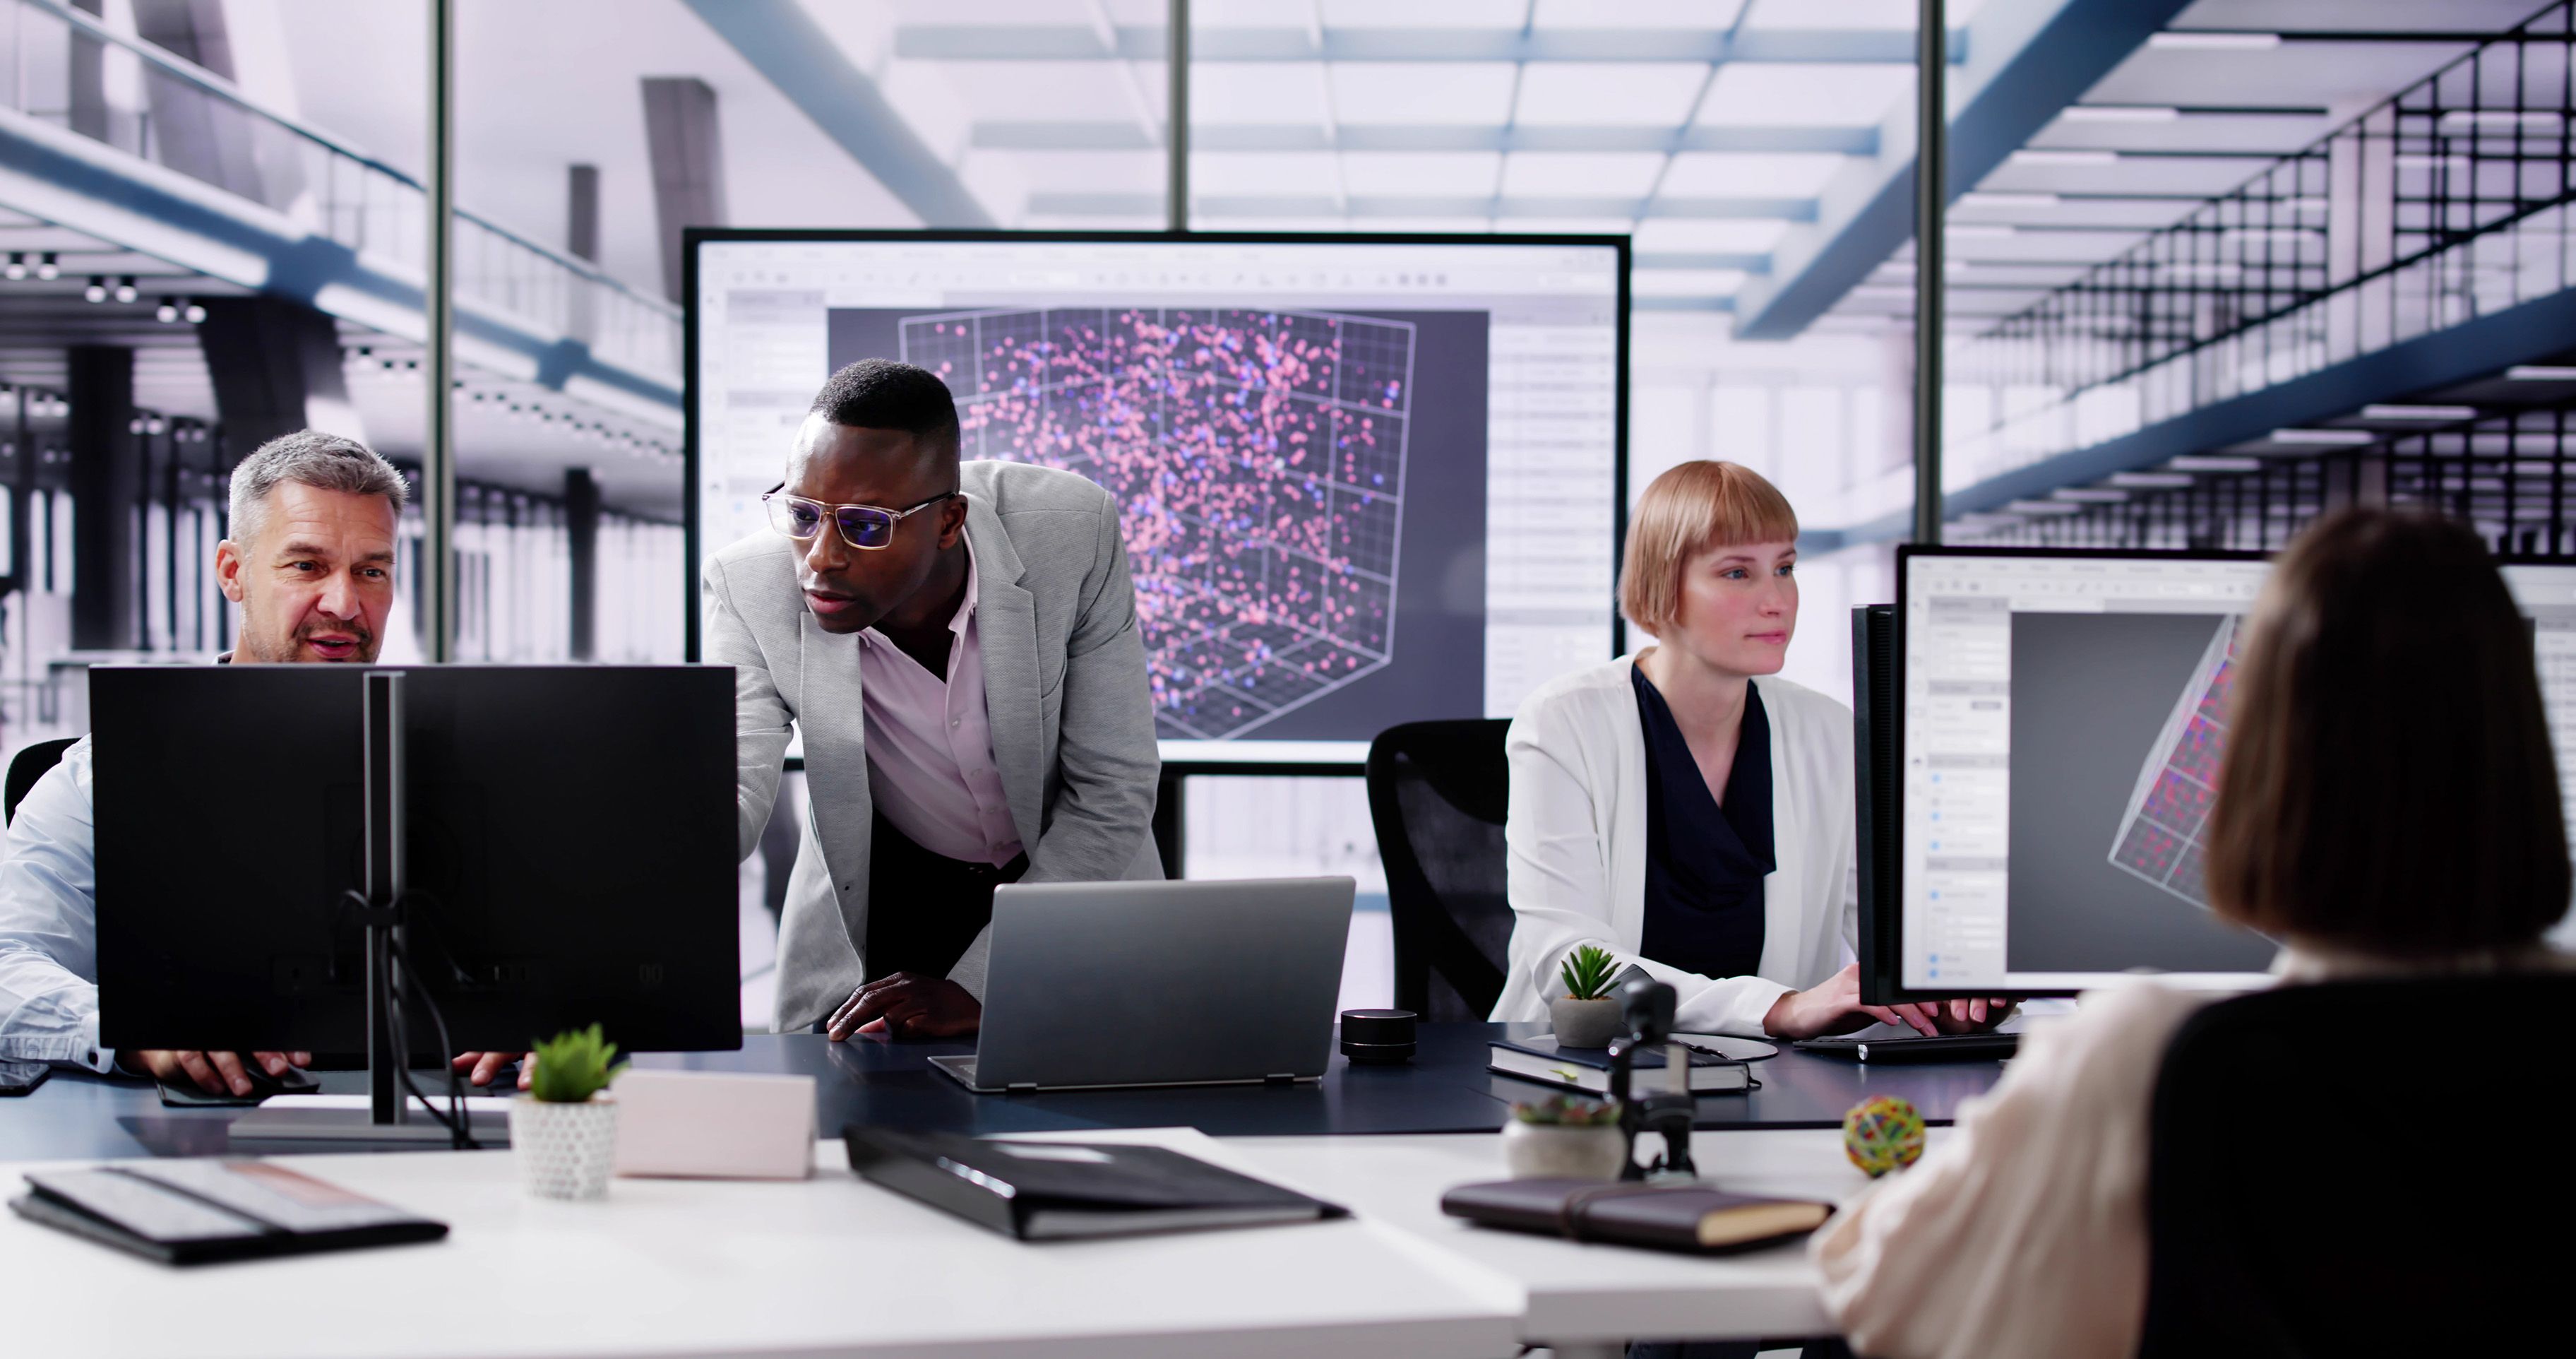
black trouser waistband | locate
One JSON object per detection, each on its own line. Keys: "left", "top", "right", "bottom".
{"left": 861, "top": 812, "right": 1027, "bottom": 984}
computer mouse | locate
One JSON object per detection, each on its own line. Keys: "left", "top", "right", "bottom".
{"left": 155, "top": 1060, "right": 322, "bottom": 1109}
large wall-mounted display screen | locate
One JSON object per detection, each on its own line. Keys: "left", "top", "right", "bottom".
{"left": 687, "top": 232, "right": 1628, "bottom": 762}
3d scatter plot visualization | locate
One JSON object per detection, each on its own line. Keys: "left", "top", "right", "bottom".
{"left": 902, "top": 307, "right": 1416, "bottom": 739}
{"left": 2108, "top": 617, "right": 2239, "bottom": 907}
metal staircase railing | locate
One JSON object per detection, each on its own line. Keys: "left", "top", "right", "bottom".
{"left": 1948, "top": 1, "right": 2576, "bottom": 501}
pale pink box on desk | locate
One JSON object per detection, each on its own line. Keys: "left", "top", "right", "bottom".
{"left": 611, "top": 1069, "right": 817, "bottom": 1180}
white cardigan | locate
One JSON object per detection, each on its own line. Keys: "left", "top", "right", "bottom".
{"left": 1492, "top": 655, "right": 1859, "bottom": 1035}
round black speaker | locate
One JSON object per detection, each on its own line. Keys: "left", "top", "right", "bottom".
{"left": 1339, "top": 1008, "right": 1418, "bottom": 1064}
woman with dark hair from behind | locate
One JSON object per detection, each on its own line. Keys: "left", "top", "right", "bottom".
{"left": 1809, "top": 509, "right": 2574, "bottom": 1359}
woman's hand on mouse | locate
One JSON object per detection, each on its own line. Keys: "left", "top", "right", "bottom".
{"left": 1928, "top": 997, "right": 2015, "bottom": 1033}
{"left": 1763, "top": 963, "right": 1943, "bottom": 1038}
{"left": 1760, "top": 964, "right": 2017, "bottom": 1040}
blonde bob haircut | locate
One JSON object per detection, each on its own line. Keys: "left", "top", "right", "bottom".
{"left": 1618, "top": 461, "right": 1799, "bottom": 636}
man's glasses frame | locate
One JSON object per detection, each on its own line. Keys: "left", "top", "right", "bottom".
{"left": 762, "top": 484, "right": 959, "bottom": 551}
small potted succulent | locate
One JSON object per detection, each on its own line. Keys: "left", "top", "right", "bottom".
{"left": 1503, "top": 1094, "right": 1628, "bottom": 1180}
{"left": 1550, "top": 944, "right": 1626, "bottom": 1048}
{"left": 511, "top": 1024, "right": 626, "bottom": 1201}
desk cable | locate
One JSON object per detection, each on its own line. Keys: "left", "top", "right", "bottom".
{"left": 340, "top": 889, "right": 479, "bottom": 1151}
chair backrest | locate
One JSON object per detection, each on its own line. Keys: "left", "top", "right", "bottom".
{"left": 4, "top": 737, "right": 77, "bottom": 827}
{"left": 2140, "top": 974, "right": 2576, "bottom": 1358}
{"left": 1364, "top": 720, "right": 1513, "bottom": 1021}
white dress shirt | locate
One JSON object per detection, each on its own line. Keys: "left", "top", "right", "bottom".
{"left": 0, "top": 735, "right": 112, "bottom": 1083}
{"left": 856, "top": 540, "right": 1025, "bottom": 867}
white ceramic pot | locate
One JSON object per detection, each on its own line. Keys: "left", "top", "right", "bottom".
{"left": 1502, "top": 1120, "right": 1629, "bottom": 1181}
{"left": 1549, "top": 996, "right": 1623, "bottom": 1049}
{"left": 511, "top": 1095, "right": 619, "bottom": 1201}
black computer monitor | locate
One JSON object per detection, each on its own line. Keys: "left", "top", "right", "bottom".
{"left": 92, "top": 665, "right": 742, "bottom": 1057}
{"left": 1850, "top": 604, "right": 1904, "bottom": 1005}
{"left": 1879, "top": 547, "right": 2576, "bottom": 1000}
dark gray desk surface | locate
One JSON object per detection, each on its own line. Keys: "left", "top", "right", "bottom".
{"left": 0, "top": 1023, "right": 2007, "bottom": 1163}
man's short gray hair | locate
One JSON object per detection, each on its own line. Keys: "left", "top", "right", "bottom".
{"left": 226, "top": 430, "right": 409, "bottom": 548}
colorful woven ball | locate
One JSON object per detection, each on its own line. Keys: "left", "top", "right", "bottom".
{"left": 1842, "top": 1095, "right": 1926, "bottom": 1177}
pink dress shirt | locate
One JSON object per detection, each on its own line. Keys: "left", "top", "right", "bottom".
{"left": 855, "top": 541, "right": 1025, "bottom": 868}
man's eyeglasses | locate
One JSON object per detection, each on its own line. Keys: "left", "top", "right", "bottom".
{"left": 762, "top": 485, "right": 958, "bottom": 550}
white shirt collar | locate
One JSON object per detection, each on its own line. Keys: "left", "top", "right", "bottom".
{"left": 946, "top": 532, "right": 979, "bottom": 637}
{"left": 860, "top": 533, "right": 978, "bottom": 655}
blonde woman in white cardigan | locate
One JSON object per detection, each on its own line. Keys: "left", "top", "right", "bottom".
{"left": 1493, "top": 461, "right": 2002, "bottom": 1038}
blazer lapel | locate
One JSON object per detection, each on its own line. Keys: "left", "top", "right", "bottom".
{"left": 968, "top": 502, "right": 1046, "bottom": 848}
{"left": 797, "top": 606, "right": 873, "bottom": 944}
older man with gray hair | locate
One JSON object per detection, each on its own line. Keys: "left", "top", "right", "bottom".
{"left": 0, "top": 429, "right": 517, "bottom": 1096}
{"left": 212, "top": 428, "right": 407, "bottom": 664}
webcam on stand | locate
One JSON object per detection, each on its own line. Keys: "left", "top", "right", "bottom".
{"left": 1603, "top": 978, "right": 1698, "bottom": 1182}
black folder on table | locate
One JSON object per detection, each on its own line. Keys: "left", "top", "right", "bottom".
{"left": 11, "top": 1160, "right": 448, "bottom": 1265}
{"left": 844, "top": 1127, "right": 1347, "bottom": 1241}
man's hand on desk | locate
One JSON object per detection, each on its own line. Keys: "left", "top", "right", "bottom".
{"left": 127, "top": 1049, "right": 311, "bottom": 1096}
{"left": 451, "top": 1051, "right": 532, "bottom": 1089}
{"left": 827, "top": 972, "right": 982, "bottom": 1040}
{"left": 124, "top": 1050, "right": 532, "bottom": 1095}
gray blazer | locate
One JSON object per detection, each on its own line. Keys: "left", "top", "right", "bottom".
{"left": 703, "top": 459, "right": 1164, "bottom": 1032}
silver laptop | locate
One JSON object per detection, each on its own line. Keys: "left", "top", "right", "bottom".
{"left": 929, "top": 877, "right": 1355, "bottom": 1093}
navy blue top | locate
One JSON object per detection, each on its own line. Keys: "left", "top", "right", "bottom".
{"left": 1632, "top": 666, "right": 1772, "bottom": 981}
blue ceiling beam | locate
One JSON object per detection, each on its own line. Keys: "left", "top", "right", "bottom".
{"left": 1635, "top": 253, "right": 1770, "bottom": 272}
{"left": 681, "top": 0, "right": 995, "bottom": 229}
{"left": 897, "top": 26, "right": 1968, "bottom": 64}
{"left": 1025, "top": 193, "right": 1818, "bottom": 221}
{"left": 0, "top": 108, "right": 677, "bottom": 412}
{"left": 1731, "top": 0, "right": 2195, "bottom": 340}
{"left": 1819, "top": 284, "right": 2576, "bottom": 552}
{"left": 972, "top": 123, "right": 1882, "bottom": 155}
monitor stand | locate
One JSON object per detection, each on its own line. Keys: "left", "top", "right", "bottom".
{"left": 231, "top": 672, "right": 510, "bottom": 1148}
{"left": 229, "top": 1102, "right": 512, "bottom": 1144}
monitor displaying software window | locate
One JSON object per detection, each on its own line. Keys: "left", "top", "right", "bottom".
{"left": 686, "top": 232, "right": 1628, "bottom": 763}
{"left": 1897, "top": 549, "right": 2576, "bottom": 992}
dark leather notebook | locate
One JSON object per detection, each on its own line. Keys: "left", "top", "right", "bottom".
{"left": 1442, "top": 1177, "right": 1831, "bottom": 1254}
{"left": 11, "top": 1160, "right": 447, "bottom": 1265}
{"left": 845, "top": 1127, "right": 1347, "bottom": 1241}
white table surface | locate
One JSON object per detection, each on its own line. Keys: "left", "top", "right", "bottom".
{"left": 1, "top": 1127, "right": 1523, "bottom": 1359}
{"left": 1216, "top": 1127, "right": 1953, "bottom": 1347}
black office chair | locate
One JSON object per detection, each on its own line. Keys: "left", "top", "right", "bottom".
{"left": 4, "top": 737, "right": 77, "bottom": 827}
{"left": 2139, "top": 975, "right": 2576, "bottom": 1358}
{"left": 1364, "top": 719, "right": 1513, "bottom": 1021}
